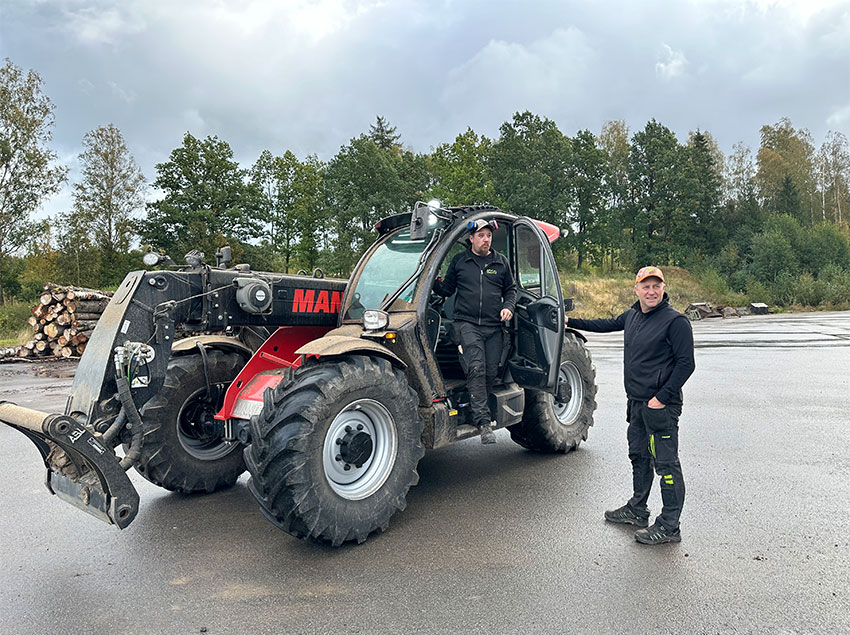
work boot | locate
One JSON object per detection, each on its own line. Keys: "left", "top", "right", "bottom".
{"left": 634, "top": 522, "right": 681, "bottom": 545}
{"left": 604, "top": 504, "right": 649, "bottom": 527}
{"left": 479, "top": 422, "right": 496, "bottom": 445}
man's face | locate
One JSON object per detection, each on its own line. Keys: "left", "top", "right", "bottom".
{"left": 634, "top": 276, "right": 665, "bottom": 313}
{"left": 470, "top": 227, "right": 492, "bottom": 256}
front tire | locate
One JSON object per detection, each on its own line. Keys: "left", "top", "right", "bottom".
{"left": 134, "top": 350, "right": 248, "bottom": 492}
{"left": 245, "top": 355, "right": 424, "bottom": 546}
{"left": 509, "top": 332, "right": 597, "bottom": 452}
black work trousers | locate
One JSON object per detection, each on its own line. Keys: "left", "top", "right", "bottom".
{"left": 626, "top": 400, "right": 685, "bottom": 530}
{"left": 453, "top": 320, "right": 504, "bottom": 427}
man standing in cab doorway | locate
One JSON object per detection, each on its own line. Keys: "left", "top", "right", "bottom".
{"left": 566, "top": 266, "right": 695, "bottom": 544}
{"left": 434, "top": 219, "right": 517, "bottom": 444}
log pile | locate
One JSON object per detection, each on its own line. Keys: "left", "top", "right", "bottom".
{"left": 18, "top": 285, "right": 112, "bottom": 359}
{"left": 0, "top": 346, "right": 21, "bottom": 361}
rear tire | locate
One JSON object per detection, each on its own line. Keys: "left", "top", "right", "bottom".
{"left": 509, "top": 333, "right": 597, "bottom": 452}
{"left": 245, "top": 355, "right": 424, "bottom": 546}
{"left": 134, "top": 350, "right": 247, "bottom": 492}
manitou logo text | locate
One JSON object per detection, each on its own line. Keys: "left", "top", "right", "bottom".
{"left": 292, "top": 289, "right": 342, "bottom": 314}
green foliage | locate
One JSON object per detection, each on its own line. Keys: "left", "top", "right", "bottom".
{"left": 250, "top": 150, "right": 326, "bottom": 273}
{"left": 139, "top": 132, "right": 263, "bottom": 261}
{"left": 0, "top": 300, "right": 31, "bottom": 340}
{"left": 744, "top": 277, "right": 772, "bottom": 303}
{"left": 756, "top": 118, "right": 816, "bottom": 224}
{"left": 566, "top": 129, "right": 608, "bottom": 268}
{"left": 625, "top": 119, "right": 685, "bottom": 267}
{"left": 680, "top": 131, "right": 724, "bottom": 256}
{"left": 750, "top": 229, "right": 799, "bottom": 283}
{"left": 428, "top": 127, "right": 497, "bottom": 206}
{"left": 323, "top": 131, "right": 427, "bottom": 276}
{"left": 1, "top": 90, "right": 844, "bottom": 313}
{"left": 490, "top": 111, "right": 571, "bottom": 225}
{"left": 0, "top": 58, "right": 68, "bottom": 302}
{"left": 369, "top": 116, "right": 401, "bottom": 152}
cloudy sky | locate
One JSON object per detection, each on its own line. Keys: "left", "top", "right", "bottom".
{"left": 2, "top": 0, "right": 849, "bottom": 217}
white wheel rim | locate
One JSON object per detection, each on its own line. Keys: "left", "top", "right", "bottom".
{"left": 552, "top": 361, "right": 584, "bottom": 425}
{"left": 322, "top": 399, "right": 397, "bottom": 500}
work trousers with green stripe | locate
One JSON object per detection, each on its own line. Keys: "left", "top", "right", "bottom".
{"left": 626, "top": 399, "right": 685, "bottom": 530}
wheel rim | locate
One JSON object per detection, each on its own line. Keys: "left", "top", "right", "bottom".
{"left": 552, "top": 361, "right": 584, "bottom": 425}
{"left": 323, "top": 398, "right": 397, "bottom": 500}
{"left": 176, "top": 384, "right": 238, "bottom": 460}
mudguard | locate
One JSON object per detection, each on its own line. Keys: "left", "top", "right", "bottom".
{"left": 295, "top": 335, "right": 406, "bottom": 368}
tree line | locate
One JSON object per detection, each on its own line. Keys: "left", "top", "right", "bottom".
{"left": 2, "top": 58, "right": 849, "bottom": 308}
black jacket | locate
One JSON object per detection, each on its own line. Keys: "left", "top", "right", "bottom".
{"left": 435, "top": 248, "right": 517, "bottom": 327}
{"left": 568, "top": 294, "right": 695, "bottom": 405}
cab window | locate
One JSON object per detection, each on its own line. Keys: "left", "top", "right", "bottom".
{"left": 544, "top": 251, "right": 559, "bottom": 298}
{"left": 515, "top": 225, "right": 542, "bottom": 298}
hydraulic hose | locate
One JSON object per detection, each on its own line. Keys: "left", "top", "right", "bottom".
{"left": 115, "top": 373, "right": 145, "bottom": 470}
{"left": 100, "top": 408, "right": 126, "bottom": 445}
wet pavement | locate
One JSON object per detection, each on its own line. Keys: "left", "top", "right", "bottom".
{"left": 0, "top": 311, "right": 848, "bottom": 634}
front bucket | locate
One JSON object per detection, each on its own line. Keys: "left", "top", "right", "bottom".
{"left": 0, "top": 401, "right": 139, "bottom": 529}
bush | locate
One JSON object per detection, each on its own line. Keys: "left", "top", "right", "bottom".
{"left": 0, "top": 301, "right": 32, "bottom": 341}
{"left": 819, "top": 264, "right": 850, "bottom": 307}
{"left": 744, "top": 278, "right": 772, "bottom": 304}
{"left": 787, "top": 272, "right": 822, "bottom": 307}
{"left": 697, "top": 268, "right": 729, "bottom": 295}
{"left": 750, "top": 230, "right": 798, "bottom": 284}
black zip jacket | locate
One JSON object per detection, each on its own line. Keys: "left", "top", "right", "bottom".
{"left": 568, "top": 294, "right": 695, "bottom": 405}
{"left": 434, "top": 248, "right": 517, "bottom": 327}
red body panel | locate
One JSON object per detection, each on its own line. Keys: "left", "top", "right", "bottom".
{"left": 216, "top": 325, "right": 334, "bottom": 420}
{"left": 534, "top": 220, "right": 561, "bottom": 243}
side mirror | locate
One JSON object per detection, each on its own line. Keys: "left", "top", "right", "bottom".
{"left": 563, "top": 297, "right": 574, "bottom": 313}
{"left": 215, "top": 245, "right": 232, "bottom": 268}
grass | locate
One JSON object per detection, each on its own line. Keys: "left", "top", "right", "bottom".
{"left": 0, "top": 302, "right": 33, "bottom": 344}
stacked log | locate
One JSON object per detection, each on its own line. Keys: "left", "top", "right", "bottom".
{"left": 18, "top": 285, "right": 112, "bottom": 359}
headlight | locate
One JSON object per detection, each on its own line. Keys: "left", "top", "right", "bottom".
{"left": 363, "top": 310, "right": 389, "bottom": 331}
{"left": 143, "top": 251, "right": 162, "bottom": 266}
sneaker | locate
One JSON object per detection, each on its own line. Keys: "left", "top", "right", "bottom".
{"left": 634, "top": 522, "right": 681, "bottom": 545}
{"left": 479, "top": 422, "right": 496, "bottom": 445}
{"left": 604, "top": 504, "right": 649, "bottom": 527}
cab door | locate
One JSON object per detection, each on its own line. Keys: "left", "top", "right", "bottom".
{"left": 508, "top": 218, "right": 564, "bottom": 394}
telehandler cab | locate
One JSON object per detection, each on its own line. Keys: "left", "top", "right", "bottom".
{"left": 0, "top": 203, "right": 597, "bottom": 545}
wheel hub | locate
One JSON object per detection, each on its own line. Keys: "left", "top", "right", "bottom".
{"left": 336, "top": 425, "right": 374, "bottom": 469}
{"left": 322, "top": 399, "right": 398, "bottom": 500}
{"left": 555, "top": 377, "right": 572, "bottom": 404}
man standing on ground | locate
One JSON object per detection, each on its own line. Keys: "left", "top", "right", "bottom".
{"left": 434, "top": 219, "right": 517, "bottom": 444}
{"left": 566, "top": 266, "right": 695, "bottom": 544}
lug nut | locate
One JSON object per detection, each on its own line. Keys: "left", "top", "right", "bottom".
{"left": 343, "top": 464, "right": 351, "bottom": 471}
{"left": 335, "top": 454, "right": 342, "bottom": 462}
{"left": 356, "top": 424, "right": 364, "bottom": 431}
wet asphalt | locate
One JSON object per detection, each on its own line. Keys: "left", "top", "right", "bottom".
{"left": 0, "top": 311, "right": 848, "bottom": 635}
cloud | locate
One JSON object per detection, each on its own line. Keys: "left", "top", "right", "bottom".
{"left": 441, "top": 27, "right": 595, "bottom": 128}
{"left": 62, "top": 5, "right": 146, "bottom": 46}
{"left": 76, "top": 78, "right": 95, "bottom": 95}
{"left": 655, "top": 44, "right": 688, "bottom": 80}
{"left": 109, "top": 82, "right": 136, "bottom": 104}
{"left": 826, "top": 104, "right": 850, "bottom": 130}
{"left": 5, "top": 0, "right": 848, "bottom": 221}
